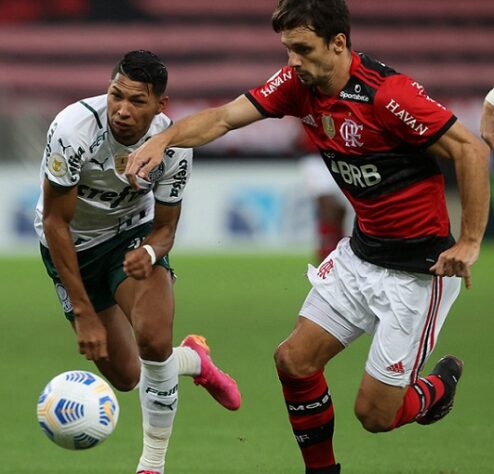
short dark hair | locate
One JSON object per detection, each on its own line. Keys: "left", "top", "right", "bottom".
{"left": 272, "top": 0, "right": 352, "bottom": 47}
{"left": 111, "top": 50, "right": 168, "bottom": 96}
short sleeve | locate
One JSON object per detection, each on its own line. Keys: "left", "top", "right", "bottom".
{"left": 374, "top": 75, "right": 456, "bottom": 148}
{"left": 246, "top": 67, "right": 304, "bottom": 118}
{"left": 153, "top": 148, "right": 193, "bottom": 204}
{"left": 43, "top": 118, "right": 87, "bottom": 187}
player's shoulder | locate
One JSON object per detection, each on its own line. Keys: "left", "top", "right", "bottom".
{"left": 355, "top": 53, "right": 397, "bottom": 81}
{"left": 259, "top": 66, "right": 302, "bottom": 94}
{"left": 351, "top": 54, "right": 419, "bottom": 106}
{"left": 53, "top": 95, "right": 107, "bottom": 141}
{"left": 150, "top": 111, "right": 173, "bottom": 132}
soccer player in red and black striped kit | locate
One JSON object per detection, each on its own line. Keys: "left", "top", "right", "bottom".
{"left": 125, "top": 1, "right": 490, "bottom": 472}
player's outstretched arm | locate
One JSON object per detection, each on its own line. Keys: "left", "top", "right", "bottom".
{"left": 427, "top": 121, "right": 490, "bottom": 288}
{"left": 125, "top": 95, "right": 264, "bottom": 189}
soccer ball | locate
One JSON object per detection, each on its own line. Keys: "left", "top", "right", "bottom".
{"left": 37, "top": 370, "right": 119, "bottom": 450}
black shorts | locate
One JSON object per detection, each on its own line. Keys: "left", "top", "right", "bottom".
{"left": 40, "top": 223, "right": 171, "bottom": 321}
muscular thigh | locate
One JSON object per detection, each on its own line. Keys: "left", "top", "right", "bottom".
{"left": 115, "top": 266, "right": 175, "bottom": 359}
{"left": 71, "top": 305, "right": 140, "bottom": 390}
{"left": 276, "top": 316, "right": 345, "bottom": 377}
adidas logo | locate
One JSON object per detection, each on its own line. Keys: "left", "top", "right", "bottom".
{"left": 386, "top": 361, "right": 405, "bottom": 374}
{"left": 301, "top": 114, "right": 317, "bottom": 127}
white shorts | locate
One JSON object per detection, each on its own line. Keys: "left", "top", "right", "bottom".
{"left": 300, "top": 238, "right": 461, "bottom": 387}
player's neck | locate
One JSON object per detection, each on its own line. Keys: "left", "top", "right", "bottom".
{"left": 318, "top": 49, "right": 353, "bottom": 97}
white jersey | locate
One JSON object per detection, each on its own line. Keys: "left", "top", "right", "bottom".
{"left": 34, "top": 94, "right": 193, "bottom": 251}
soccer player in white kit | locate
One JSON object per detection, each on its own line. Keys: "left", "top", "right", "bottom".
{"left": 34, "top": 50, "right": 241, "bottom": 474}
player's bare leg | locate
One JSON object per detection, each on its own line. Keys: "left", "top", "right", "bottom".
{"left": 85, "top": 304, "right": 241, "bottom": 410}
{"left": 81, "top": 305, "right": 141, "bottom": 391}
{"left": 355, "top": 355, "right": 463, "bottom": 432}
{"left": 275, "top": 317, "right": 344, "bottom": 474}
{"left": 116, "top": 266, "right": 177, "bottom": 474}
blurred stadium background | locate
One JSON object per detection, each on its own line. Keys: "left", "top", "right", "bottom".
{"left": 0, "top": 0, "right": 493, "bottom": 253}
{"left": 1, "top": 1, "right": 494, "bottom": 473}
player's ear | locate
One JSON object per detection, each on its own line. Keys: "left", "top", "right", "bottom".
{"left": 157, "top": 96, "right": 169, "bottom": 114}
{"left": 332, "top": 33, "right": 347, "bottom": 53}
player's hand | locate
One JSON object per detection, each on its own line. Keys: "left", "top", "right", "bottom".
{"left": 125, "top": 136, "right": 166, "bottom": 190}
{"left": 74, "top": 310, "right": 108, "bottom": 361}
{"left": 429, "top": 240, "right": 481, "bottom": 289}
{"left": 123, "top": 247, "right": 154, "bottom": 280}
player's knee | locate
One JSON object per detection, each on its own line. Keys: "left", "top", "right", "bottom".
{"left": 98, "top": 364, "right": 140, "bottom": 392}
{"left": 110, "top": 374, "right": 139, "bottom": 392}
{"left": 137, "top": 330, "right": 173, "bottom": 361}
{"left": 274, "top": 341, "right": 319, "bottom": 378}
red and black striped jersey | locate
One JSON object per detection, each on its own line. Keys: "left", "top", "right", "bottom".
{"left": 246, "top": 51, "right": 457, "bottom": 273}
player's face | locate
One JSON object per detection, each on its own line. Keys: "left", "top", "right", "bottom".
{"left": 107, "top": 73, "right": 168, "bottom": 145}
{"left": 281, "top": 27, "right": 346, "bottom": 92}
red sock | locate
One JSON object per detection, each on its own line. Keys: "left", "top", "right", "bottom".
{"left": 277, "top": 369, "right": 336, "bottom": 470}
{"left": 391, "top": 375, "right": 445, "bottom": 429}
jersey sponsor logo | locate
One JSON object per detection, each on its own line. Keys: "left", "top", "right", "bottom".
{"left": 259, "top": 69, "right": 292, "bottom": 97}
{"left": 339, "top": 118, "right": 364, "bottom": 147}
{"left": 385, "top": 99, "right": 429, "bottom": 135}
{"left": 287, "top": 391, "right": 331, "bottom": 413}
{"left": 45, "top": 122, "right": 59, "bottom": 159}
{"left": 339, "top": 84, "right": 370, "bottom": 103}
{"left": 77, "top": 184, "right": 149, "bottom": 208}
{"left": 321, "top": 115, "right": 336, "bottom": 138}
{"left": 330, "top": 159, "right": 382, "bottom": 188}
{"left": 128, "top": 236, "right": 145, "bottom": 250}
{"left": 145, "top": 385, "right": 178, "bottom": 397}
{"left": 89, "top": 130, "right": 108, "bottom": 153}
{"left": 47, "top": 153, "right": 68, "bottom": 177}
{"left": 411, "top": 81, "right": 447, "bottom": 110}
{"left": 170, "top": 159, "right": 189, "bottom": 198}
{"left": 57, "top": 138, "right": 86, "bottom": 183}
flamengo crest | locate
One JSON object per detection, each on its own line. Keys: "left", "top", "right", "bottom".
{"left": 339, "top": 118, "right": 363, "bottom": 147}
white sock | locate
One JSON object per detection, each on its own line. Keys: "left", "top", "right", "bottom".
{"left": 174, "top": 346, "right": 201, "bottom": 376}
{"left": 137, "top": 354, "right": 179, "bottom": 473}
{"left": 133, "top": 347, "right": 201, "bottom": 392}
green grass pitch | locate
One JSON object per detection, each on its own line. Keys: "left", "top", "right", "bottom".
{"left": 1, "top": 244, "right": 493, "bottom": 473}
